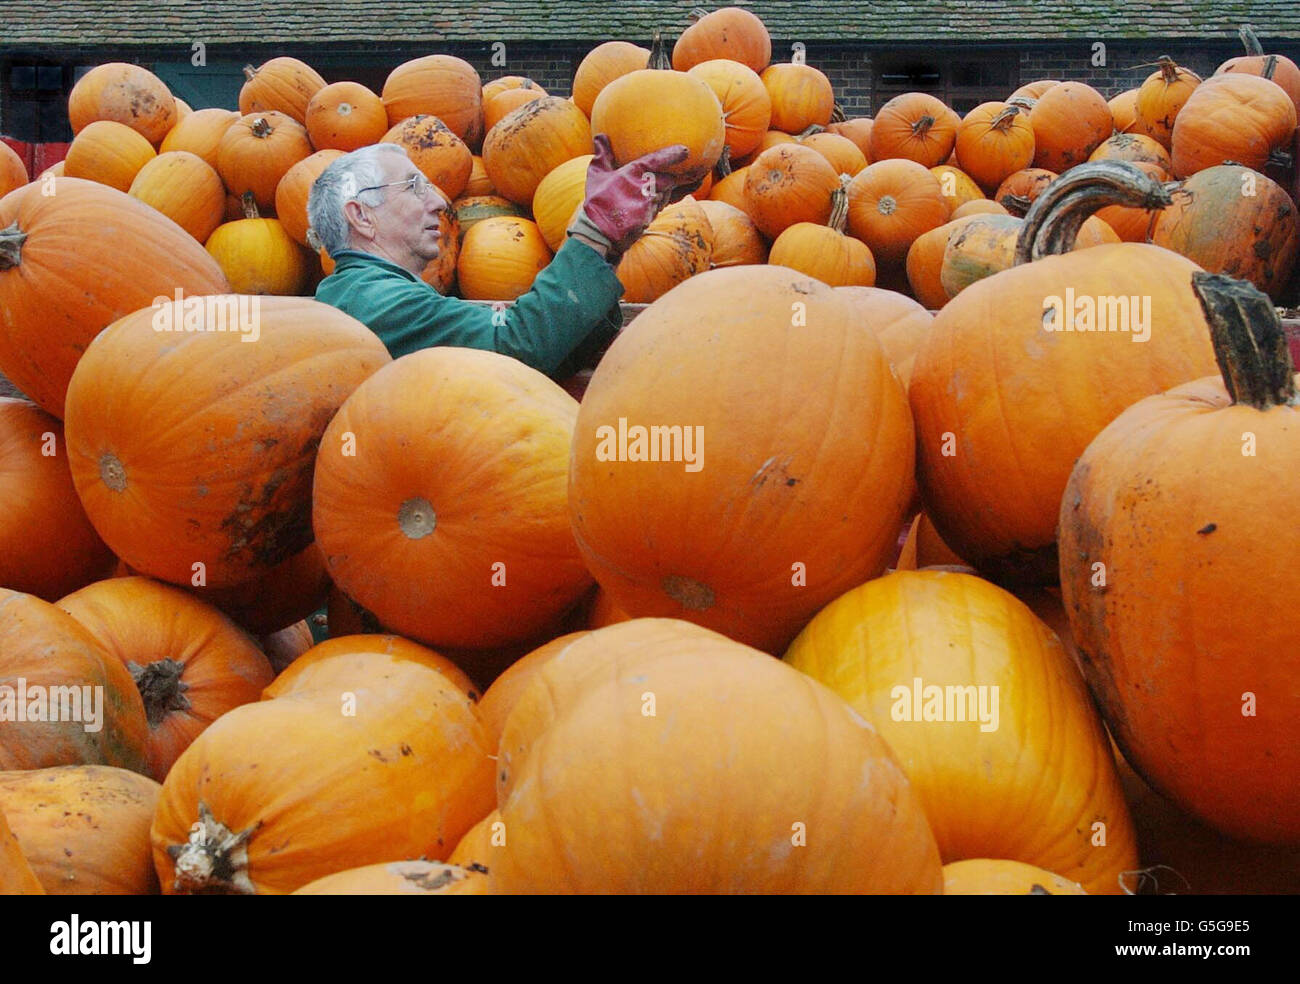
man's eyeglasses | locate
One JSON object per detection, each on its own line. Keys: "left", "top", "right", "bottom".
{"left": 354, "top": 173, "right": 435, "bottom": 201}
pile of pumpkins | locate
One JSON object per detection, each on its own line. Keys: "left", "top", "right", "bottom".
{"left": 1, "top": 6, "right": 1298, "bottom": 896}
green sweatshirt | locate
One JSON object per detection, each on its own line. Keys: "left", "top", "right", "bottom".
{"left": 314, "top": 237, "right": 623, "bottom": 375}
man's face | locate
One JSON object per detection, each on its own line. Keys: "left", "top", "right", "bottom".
{"left": 355, "top": 155, "right": 448, "bottom": 269}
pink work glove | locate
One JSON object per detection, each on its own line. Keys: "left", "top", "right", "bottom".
{"left": 569, "top": 134, "right": 692, "bottom": 255}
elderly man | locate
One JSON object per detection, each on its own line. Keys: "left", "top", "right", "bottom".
{"left": 307, "top": 137, "right": 688, "bottom": 375}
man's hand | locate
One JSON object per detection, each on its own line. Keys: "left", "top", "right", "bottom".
{"left": 569, "top": 135, "right": 692, "bottom": 255}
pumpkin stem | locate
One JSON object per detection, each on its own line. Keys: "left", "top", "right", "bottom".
{"left": 241, "top": 191, "right": 260, "bottom": 220}
{"left": 243, "top": 64, "right": 257, "bottom": 82}
{"left": 165, "top": 802, "right": 259, "bottom": 895}
{"left": 1191, "top": 271, "right": 1297, "bottom": 409}
{"left": 0, "top": 221, "right": 26, "bottom": 271}
{"left": 1007, "top": 94, "right": 1036, "bottom": 112}
{"left": 713, "top": 144, "right": 732, "bottom": 179}
{"left": 911, "top": 114, "right": 936, "bottom": 137}
{"left": 797, "top": 123, "right": 826, "bottom": 139}
{"left": 127, "top": 659, "right": 192, "bottom": 728}
{"left": 1262, "top": 54, "right": 1280, "bottom": 82}
{"left": 1268, "top": 147, "right": 1294, "bottom": 169}
{"left": 250, "top": 116, "right": 273, "bottom": 139}
{"left": 1014, "top": 160, "right": 1173, "bottom": 264}
{"left": 1156, "top": 55, "right": 1180, "bottom": 84}
{"left": 1000, "top": 192, "right": 1032, "bottom": 217}
{"left": 990, "top": 106, "right": 1021, "bottom": 131}
{"left": 828, "top": 175, "right": 851, "bottom": 234}
{"left": 649, "top": 31, "right": 671, "bottom": 70}
{"left": 830, "top": 102, "right": 846, "bottom": 123}
{"left": 1239, "top": 24, "right": 1264, "bottom": 57}
{"left": 688, "top": 6, "right": 708, "bottom": 23}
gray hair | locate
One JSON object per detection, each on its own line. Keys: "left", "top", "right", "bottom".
{"left": 307, "top": 143, "right": 411, "bottom": 257}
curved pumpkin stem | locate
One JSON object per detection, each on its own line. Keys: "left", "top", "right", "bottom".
{"left": 0, "top": 222, "right": 26, "bottom": 271}
{"left": 830, "top": 102, "right": 846, "bottom": 123}
{"left": 127, "top": 658, "right": 191, "bottom": 728}
{"left": 1262, "top": 54, "right": 1280, "bottom": 82}
{"left": 241, "top": 191, "right": 260, "bottom": 220}
{"left": 242, "top": 64, "right": 257, "bottom": 83}
{"left": 688, "top": 6, "right": 708, "bottom": 23}
{"left": 649, "top": 30, "right": 670, "bottom": 70}
{"left": 1156, "top": 55, "right": 1180, "bottom": 84}
{"left": 828, "top": 175, "right": 851, "bottom": 235}
{"left": 1239, "top": 24, "right": 1264, "bottom": 57}
{"left": 1191, "top": 271, "right": 1297, "bottom": 409}
{"left": 713, "top": 144, "right": 732, "bottom": 180}
{"left": 165, "top": 802, "right": 259, "bottom": 895}
{"left": 798, "top": 123, "right": 826, "bottom": 138}
{"left": 1013, "top": 160, "right": 1173, "bottom": 264}
{"left": 911, "top": 114, "right": 936, "bottom": 137}
{"left": 989, "top": 106, "right": 1021, "bottom": 132}
{"left": 1007, "top": 95, "right": 1036, "bottom": 112}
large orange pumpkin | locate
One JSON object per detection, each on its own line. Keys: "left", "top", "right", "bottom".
{"left": 569, "top": 266, "right": 914, "bottom": 653}
{"left": 57, "top": 577, "right": 273, "bottom": 782}
{"left": 158, "top": 107, "right": 239, "bottom": 168}
{"left": 1059, "top": 273, "right": 1300, "bottom": 845}
{"left": 67, "top": 62, "right": 177, "bottom": 144}
{"left": 273, "top": 149, "right": 344, "bottom": 248}
{"left": 870, "top": 92, "right": 960, "bottom": 168}
{"left": 908, "top": 162, "right": 1218, "bottom": 582}
{"left": 845, "top": 158, "right": 952, "bottom": 266}
{"left": 216, "top": 111, "right": 313, "bottom": 210}
{"left": 531, "top": 154, "right": 592, "bottom": 251}
{"left": 837, "top": 286, "right": 934, "bottom": 388}
{"left": 205, "top": 201, "right": 313, "bottom": 296}
{"left": 0, "top": 398, "right": 114, "bottom": 600}
{"left": 742, "top": 142, "right": 839, "bottom": 238}
{"left": 62, "top": 120, "right": 156, "bottom": 192}
{"left": 493, "top": 619, "right": 941, "bottom": 894}
{"left": 238, "top": 57, "right": 326, "bottom": 125}
{"left": 1087, "top": 132, "right": 1172, "bottom": 172}
{"left": 304, "top": 80, "right": 389, "bottom": 151}
{"left": 0, "top": 589, "right": 148, "bottom": 773}
{"left": 382, "top": 54, "right": 484, "bottom": 147}
{"left": 616, "top": 196, "right": 714, "bottom": 302}
{"left": 905, "top": 215, "right": 981, "bottom": 310}
{"left": 785, "top": 570, "right": 1138, "bottom": 894}
{"left": 696, "top": 199, "right": 768, "bottom": 266}
{"left": 1029, "top": 81, "right": 1113, "bottom": 172}
{"left": 1216, "top": 25, "right": 1300, "bottom": 119}
{"left": 381, "top": 115, "right": 473, "bottom": 202}
{"left": 454, "top": 193, "right": 528, "bottom": 243}
{"left": 686, "top": 58, "right": 772, "bottom": 160}
{"left": 151, "top": 661, "right": 494, "bottom": 893}
{"left": 768, "top": 179, "right": 876, "bottom": 287}
{"left": 1108, "top": 89, "right": 1141, "bottom": 133}
{"left": 0, "top": 141, "right": 28, "bottom": 197}
{"left": 1133, "top": 55, "right": 1202, "bottom": 151}
{"left": 313, "top": 347, "right": 593, "bottom": 651}
{"left": 0, "top": 176, "right": 231, "bottom": 418}
{"left": 672, "top": 6, "right": 771, "bottom": 74}
{"left": 954, "top": 102, "right": 1035, "bottom": 193}
{"left": 993, "top": 166, "right": 1059, "bottom": 215}
{"left": 572, "top": 41, "right": 649, "bottom": 118}
{"left": 827, "top": 116, "right": 874, "bottom": 159}
{"left": 63, "top": 296, "right": 390, "bottom": 589}
{"left": 128, "top": 150, "right": 225, "bottom": 243}
{"left": 0, "top": 765, "right": 161, "bottom": 894}
{"left": 456, "top": 215, "right": 552, "bottom": 300}
{"left": 482, "top": 96, "right": 593, "bottom": 206}
{"left": 264, "top": 634, "right": 477, "bottom": 703}
{"left": 760, "top": 62, "right": 834, "bottom": 134}
{"left": 1170, "top": 72, "right": 1297, "bottom": 178}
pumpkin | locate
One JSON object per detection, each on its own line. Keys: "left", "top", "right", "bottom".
{"left": 800, "top": 131, "right": 868, "bottom": 176}
{"left": 943, "top": 859, "right": 1088, "bottom": 895}
{"left": 1108, "top": 89, "right": 1141, "bottom": 133}
{"left": 151, "top": 662, "right": 494, "bottom": 893}
{"left": 672, "top": 6, "right": 771, "bottom": 74}
{"left": 481, "top": 75, "right": 543, "bottom": 104}
{"left": 1029, "top": 81, "right": 1113, "bottom": 173}
{"left": 493, "top": 618, "right": 941, "bottom": 893}
{"left": 263, "top": 634, "right": 477, "bottom": 703}
{"left": 258, "top": 620, "right": 314, "bottom": 675}
{"left": 894, "top": 510, "right": 966, "bottom": 570}
{"left": 686, "top": 59, "right": 772, "bottom": 161}
{"left": 909, "top": 161, "right": 1218, "bottom": 582}
{"left": 127, "top": 150, "right": 225, "bottom": 243}
{"left": 743, "top": 127, "right": 797, "bottom": 163}
{"left": 994, "top": 166, "right": 1058, "bottom": 215}
{"left": 205, "top": 198, "right": 313, "bottom": 295}
{"left": 418, "top": 205, "right": 461, "bottom": 296}
{"left": 1171, "top": 73, "right": 1297, "bottom": 179}
{"left": 708, "top": 163, "right": 751, "bottom": 211}
{"left": 742, "top": 142, "right": 839, "bottom": 238}
{"left": 616, "top": 196, "right": 714, "bottom": 302}
{"left": 827, "top": 116, "right": 873, "bottom": 159}
{"left": 456, "top": 215, "right": 552, "bottom": 300}
{"left": 696, "top": 199, "right": 768, "bottom": 266}
{"left": 905, "top": 215, "right": 981, "bottom": 310}
{"left": 475, "top": 631, "right": 588, "bottom": 752}
{"left": 836, "top": 285, "right": 934, "bottom": 388}
{"left": 950, "top": 198, "right": 1008, "bottom": 218}
{"left": 380, "top": 114, "right": 473, "bottom": 201}
{"left": 313, "top": 347, "right": 592, "bottom": 650}
{"left": 0, "top": 141, "right": 28, "bottom": 197}
{"left": 158, "top": 107, "right": 239, "bottom": 168}
{"left": 274, "top": 149, "right": 344, "bottom": 248}
{"left": 0, "top": 806, "right": 43, "bottom": 894}
{"left": 591, "top": 37, "right": 725, "bottom": 183}
{"left": 62, "top": 120, "right": 156, "bottom": 192}
{"left": 572, "top": 41, "right": 649, "bottom": 118}
{"left": 1216, "top": 24, "right": 1300, "bottom": 118}
{"left": 383, "top": 54, "right": 484, "bottom": 148}
{"left": 1059, "top": 273, "right": 1300, "bottom": 844}
{"left": 0, "top": 589, "right": 148, "bottom": 773}
{"left": 304, "top": 80, "right": 388, "bottom": 151}
{"left": 785, "top": 570, "right": 1139, "bottom": 894}
{"left": 0, "top": 398, "right": 114, "bottom": 600}
{"left": 63, "top": 295, "right": 390, "bottom": 589}
{"left": 846, "top": 158, "right": 952, "bottom": 266}
{"left": 57, "top": 576, "right": 273, "bottom": 782}
{"left": 760, "top": 63, "right": 834, "bottom": 134}
{"left": 293, "top": 860, "right": 488, "bottom": 895}
{"left": 954, "top": 102, "right": 1035, "bottom": 193}
{"left": 869, "top": 92, "right": 960, "bottom": 168}
{"left": 1093, "top": 161, "right": 1169, "bottom": 242}
{"left": 0, "top": 765, "right": 161, "bottom": 894}
{"left": 768, "top": 178, "right": 876, "bottom": 286}
{"left": 1152, "top": 164, "right": 1297, "bottom": 300}
{"left": 448, "top": 809, "right": 503, "bottom": 871}
{"left": 930, "top": 164, "right": 984, "bottom": 210}
{"left": 238, "top": 57, "right": 325, "bottom": 126}
{"left": 531, "top": 155, "right": 592, "bottom": 251}
{"left": 1010, "top": 79, "right": 1059, "bottom": 102}
{"left": 569, "top": 266, "right": 914, "bottom": 653}
{"left": 188, "top": 542, "right": 331, "bottom": 636}
{"left": 455, "top": 193, "right": 528, "bottom": 243}
{"left": 67, "top": 62, "right": 176, "bottom": 145}
{"left": 1087, "top": 132, "right": 1172, "bottom": 173}
{"left": 482, "top": 97, "right": 592, "bottom": 206}
{"left": 217, "top": 112, "right": 313, "bottom": 210}
{"left": 0, "top": 176, "right": 231, "bottom": 418}
{"left": 1134, "top": 56, "right": 1202, "bottom": 151}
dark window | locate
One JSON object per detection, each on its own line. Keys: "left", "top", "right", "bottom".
{"left": 5, "top": 61, "right": 78, "bottom": 142}
{"left": 875, "top": 53, "right": 1018, "bottom": 116}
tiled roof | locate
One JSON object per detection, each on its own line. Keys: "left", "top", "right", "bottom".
{"left": 0, "top": 0, "right": 1297, "bottom": 45}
